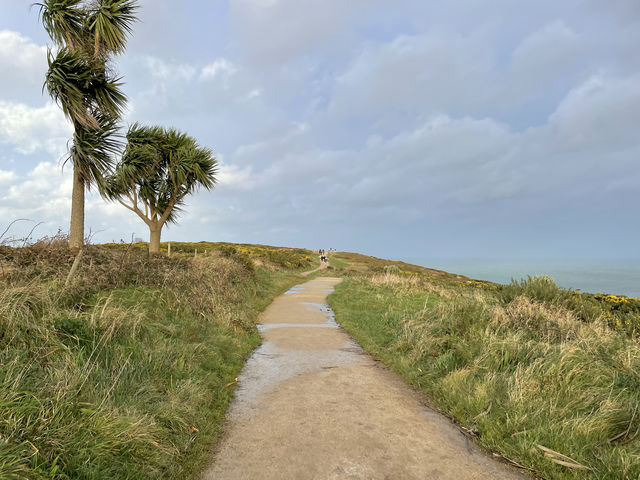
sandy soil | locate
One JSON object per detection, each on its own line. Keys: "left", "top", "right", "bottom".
{"left": 201, "top": 277, "right": 527, "bottom": 480}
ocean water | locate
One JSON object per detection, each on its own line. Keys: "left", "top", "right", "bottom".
{"left": 403, "top": 259, "right": 640, "bottom": 298}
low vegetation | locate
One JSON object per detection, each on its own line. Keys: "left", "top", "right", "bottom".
{"left": 101, "top": 241, "right": 315, "bottom": 270}
{"left": 328, "top": 254, "right": 640, "bottom": 480}
{"left": 0, "top": 238, "right": 315, "bottom": 479}
{"left": 5, "top": 242, "right": 637, "bottom": 479}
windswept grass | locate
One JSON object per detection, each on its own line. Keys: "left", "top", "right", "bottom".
{"left": 0, "top": 239, "right": 309, "bottom": 479}
{"left": 329, "top": 272, "right": 640, "bottom": 479}
{"left": 498, "top": 275, "right": 640, "bottom": 337}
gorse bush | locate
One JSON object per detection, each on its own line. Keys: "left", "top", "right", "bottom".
{"left": 0, "top": 239, "right": 306, "bottom": 479}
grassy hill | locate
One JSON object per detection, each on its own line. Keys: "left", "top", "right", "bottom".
{"left": 2, "top": 243, "right": 639, "bottom": 479}
{"left": 0, "top": 240, "right": 316, "bottom": 480}
{"left": 327, "top": 251, "right": 640, "bottom": 480}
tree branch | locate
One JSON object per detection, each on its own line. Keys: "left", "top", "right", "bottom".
{"left": 159, "top": 196, "right": 177, "bottom": 225}
{"left": 117, "top": 198, "right": 151, "bottom": 226}
{"left": 120, "top": 185, "right": 152, "bottom": 226}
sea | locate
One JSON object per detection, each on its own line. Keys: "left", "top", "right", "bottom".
{"left": 403, "top": 258, "right": 640, "bottom": 299}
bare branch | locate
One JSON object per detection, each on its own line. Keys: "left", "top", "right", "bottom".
{"left": 0, "top": 218, "right": 32, "bottom": 243}
{"left": 117, "top": 198, "right": 151, "bottom": 226}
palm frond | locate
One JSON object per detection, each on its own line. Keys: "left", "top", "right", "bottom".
{"left": 87, "top": 70, "right": 127, "bottom": 118}
{"left": 45, "top": 48, "right": 127, "bottom": 127}
{"left": 106, "top": 125, "right": 217, "bottom": 225}
{"left": 67, "top": 112, "right": 122, "bottom": 186}
{"left": 45, "top": 48, "right": 98, "bottom": 128}
{"left": 86, "top": 0, "right": 139, "bottom": 56}
{"left": 35, "top": 0, "right": 85, "bottom": 48}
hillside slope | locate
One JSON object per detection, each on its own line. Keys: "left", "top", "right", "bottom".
{"left": 0, "top": 240, "right": 316, "bottom": 480}
{"left": 328, "top": 252, "right": 640, "bottom": 480}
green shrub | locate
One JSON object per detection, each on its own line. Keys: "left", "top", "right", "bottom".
{"left": 383, "top": 265, "right": 403, "bottom": 274}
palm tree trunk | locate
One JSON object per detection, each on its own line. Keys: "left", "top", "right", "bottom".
{"left": 69, "top": 168, "right": 85, "bottom": 250}
{"left": 149, "top": 224, "right": 162, "bottom": 254}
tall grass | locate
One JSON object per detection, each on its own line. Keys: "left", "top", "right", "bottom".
{"left": 497, "top": 275, "right": 640, "bottom": 337}
{"left": 0, "top": 239, "right": 308, "bottom": 479}
{"left": 329, "top": 274, "right": 640, "bottom": 479}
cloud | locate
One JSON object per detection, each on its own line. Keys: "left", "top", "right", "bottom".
{"left": 511, "top": 20, "right": 580, "bottom": 73}
{"left": 0, "top": 161, "right": 142, "bottom": 242}
{"left": 217, "top": 162, "right": 255, "bottom": 192}
{"left": 0, "top": 30, "right": 47, "bottom": 103}
{"left": 0, "top": 162, "right": 71, "bottom": 235}
{"left": 144, "top": 56, "right": 197, "bottom": 82}
{"left": 0, "top": 170, "right": 16, "bottom": 185}
{"left": 547, "top": 74, "right": 640, "bottom": 153}
{"left": 505, "top": 20, "right": 582, "bottom": 105}
{"left": 0, "top": 101, "right": 72, "bottom": 156}
{"left": 0, "top": 30, "right": 46, "bottom": 70}
{"left": 199, "top": 58, "right": 236, "bottom": 81}
{"left": 1, "top": 0, "right": 640, "bottom": 258}
{"left": 325, "top": 30, "right": 497, "bottom": 131}
{"left": 229, "top": 0, "right": 378, "bottom": 66}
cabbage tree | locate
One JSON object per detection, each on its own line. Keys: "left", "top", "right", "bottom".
{"left": 37, "top": 0, "right": 138, "bottom": 249}
{"left": 103, "top": 124, "right": 218, "bottom": 254}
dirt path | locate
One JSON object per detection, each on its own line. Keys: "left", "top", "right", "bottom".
{"left": 301, "top": 261, "right": 327, "bottom": 276}
{"left": 202, "top": 277, "right": 527, "bottom": 480}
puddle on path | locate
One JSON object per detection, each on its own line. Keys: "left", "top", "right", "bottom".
{"left": 283, "top": 286, "right": 304, "bottom": 295}
{"left": 227, "top": 278, "right": 368, "bottom": 419}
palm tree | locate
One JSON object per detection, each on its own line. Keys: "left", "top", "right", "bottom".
{"left": 36, "top": 0, "right": 138, "bottom": 250}
{"left": 102, "top": 124, "right": 218, "bottom": 254}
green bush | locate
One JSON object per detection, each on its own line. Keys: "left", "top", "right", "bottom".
{"left": 383, "top": 265, "right": 403, "bottom": 274}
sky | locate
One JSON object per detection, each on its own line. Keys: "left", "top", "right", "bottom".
{"left": 0, "top": 0, "right": 639, "bottom": 260}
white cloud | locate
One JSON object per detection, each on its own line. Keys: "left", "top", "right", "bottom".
{"left": 0, "top": 161, "right": 140, "bottom": 241}
{"left": 0, "top": 30, "right": 47, "bottom": 101}
{"left": 0, "top": 30, "right": 46, "bottom": 70}
{"left": 199, "top": 58, "right": 236, "bottom": 81}
{"left": 1, "top": 1, "right": 639, "bottom": 258}
{"left": 0, "top": 101, "right": 72, "bottom": 156}
{"left": 217, "top": 162, "right": 255, "bottom": 191}
{"left": 144, "top": 56, "right": 196, "bottom": 82}
{"left": 0, "top": 170, "right": 16, "bottom": 185}
{"left": 547, "top": 74, "right": 640, "bottom": 153}
{"left": 0, "top": 162, "right": 70, "bottom": 231}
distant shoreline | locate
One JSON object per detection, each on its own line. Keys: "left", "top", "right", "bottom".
{"left": 403, "top": 258, "right": 640, "bottom": 298}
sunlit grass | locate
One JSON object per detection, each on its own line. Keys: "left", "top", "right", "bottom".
{"left": 100, "top": 241, "right": 317, "bottom": 271}
{"left": 0, "top": 241, "right": 306, "bottom": 479}
{"left": 329, "top": 272, "right": 640, "bottom": 480}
